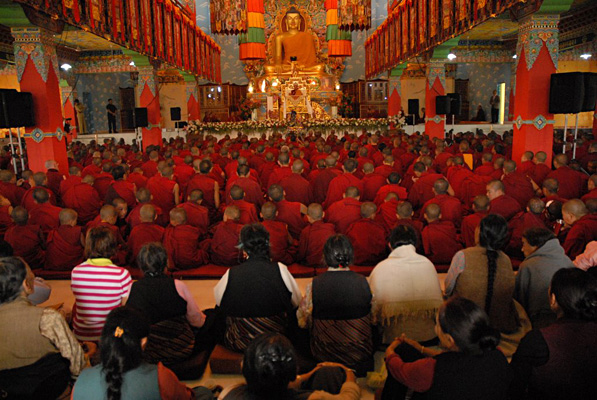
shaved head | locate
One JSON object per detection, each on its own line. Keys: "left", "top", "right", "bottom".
{"left": 59, "top": 208, "right": 78, "bottom": 225}
{"left": 396, "top": 201, "right": 413, "bottom": 218}
{"left": 100, "top": 205, "right": 118, "bottom": 221}
{"left": 503, "top": 160, "right": 517, "bottom": 174}
{"left": 535, "top": 151, "right": 547, "bottom": 163}
{"left": 11, "top": 206, "right": 28, "bottom": 225}
{"left": 345, "top": 186, "right": 360, "bottom": 199}
{"left": 230, "top": 185, "right": 245, "bottom": 200}
{"left": 188, "top": 189, "right": 204, "bottom": 203}
{"left": 170, "top": 207, "right": 187, "bottom": 224}
{"left": 562, "top": 199, "right": 588, "bottom": 218}
{"left": 361, "top": 202, "right": 377, "bottom": 219}
{"left": 307, "top": 203, "right": 324, "bottom": 221}
{"left": 140, "top": 204, "right": 157, "bottom": 222}
{"left": 136, "top": 187, "right": 151, "bottom": 203}
{"left": 554, "top": 154, "right": 568, "bottom": 167}
{"left": 433, "top": 179, "right": 449, "bottom": 195}
{"left": 527, "top": 198, "right": 545, "bottom": 215}
{"left": 424, "top": 203, "right": 441, "bottom": 221}
{"left": 472, "top": 195, "right": 490, "bottom": 211}
{"left": 260, "top": 202, "right": 277, "bottom": 220}
{"left": 224, "top": 205, "right": 240, "bottom": 221}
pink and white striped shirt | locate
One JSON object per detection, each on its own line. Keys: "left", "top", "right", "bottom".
{"left": 71, "top": 258, "right": 132, "bottom": 341}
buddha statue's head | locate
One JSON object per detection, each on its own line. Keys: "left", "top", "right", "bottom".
{"left": 284, "top": 7, "right": 303, "bottom": 32}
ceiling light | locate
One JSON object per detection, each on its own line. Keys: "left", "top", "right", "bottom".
{"left": 447, "top": 53, "right": 457, "bottom": 60}
{"left": 580, "top": 54, "right": 592, "bottom": 60}
{"left": 60, "top": 63, "right": 72, "bottom": 71}
{"left": 512, "top": 54, "right": 517, "bottom": 59}
{"left": 129, "top": 61, "right": 135, "bottom": 66}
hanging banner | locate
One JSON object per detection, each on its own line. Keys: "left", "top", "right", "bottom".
{"left": 419, "top": 0, "right": 427, "bottom": 49}
{"left": 155, "top": 0, "right": 165, "bottom": 58}
{"left": 409, "top": 1, "right": 416, "bottom": 53}
{"left": 140, "top": 0, "right": 153, "bottom": 54}
{"left": 337, "top": 0, "right": 371, "bottom": 31}
{"left": 210, "top": 0, "right": 247, "bottom": 34}
{"left": 127, "top": 0, "right": 141, "bottom": 50}
{"left": 62, "top": 0, "right": 81, "bottom": 23}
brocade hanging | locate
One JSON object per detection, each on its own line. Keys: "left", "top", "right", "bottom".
{"left": 337, "top": 0, "right": 371, "bottom": 31}
{"left": 210, "top": 0, "right": 248, "bottom": 34}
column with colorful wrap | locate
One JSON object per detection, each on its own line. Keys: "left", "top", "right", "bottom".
{"left": 239, "top": 0, "right": 265, "bottom": 60}
{"left": 326, "top": 0, "right": 352, "bottom": 57}
{"left": 136, "top": 65, "right": 162, "bottom": 149}
{"left": 425, "top": 61, "right": 446, "bottom": 140}
{"left": 388, "top": 64, "right": 406, "bottom": 117}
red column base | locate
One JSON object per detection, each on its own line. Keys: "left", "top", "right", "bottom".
{"left": 26, "top": 137, "right": 68, "bottom": 175}
{"left": 142, "top": 127, "right": 162, "bottom": 150}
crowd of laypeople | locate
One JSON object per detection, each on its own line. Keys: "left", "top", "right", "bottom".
{"left": 0, "top": 128, "right": 597, "bottom": 399}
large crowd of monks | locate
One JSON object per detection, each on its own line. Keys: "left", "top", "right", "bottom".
{"left": 0, "top": 128, "right": 596, "bottom": 274}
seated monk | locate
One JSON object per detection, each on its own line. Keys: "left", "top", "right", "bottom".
{"left": 542, "top": 178, "right": 568, "bottom": 204}
{"left": 21, "top": 172, "right": 56, "bottom": 211}
{"left": 501, "top": 160, "right": 536, "bottom": 209}
{"left": 421, "top": 204, "right": 462, "bottom": 265}
{"left": 581, "top": 174, "right": 597, "bottom": 203}
{"left": 361, "top": 163, "right": 387, "bottom": 202}
{"left": 268, "top": 184, "right": 307, "bottom": 239}
{"left": 474, "top": 153, "right": 495, "bottom": 176}
{"left": 4, "top": 206, "right": 45, "bottom": 269}
{"left": 420, "top": 178, "right": 462, "bottom": 228}
{"left": 279, "top": 159, "right": 311, "bottom": 206}
{"left": 486, "top": 179, "right": 522, "bottom": 221}
{"left": 28, "top": 187, "right": 62, "bottom": 236}
{"left": 529, "top": 151, "right": 551, "bottom": 187}
{"left": 93, "top": 162, "right": 114, "bottom": 200}
{"left": 346, "top": 202, "right": 388, "bottom": 266}
{"left": 202, "top": 205, "right": 243, "bottom": 266}
{"left": 176, "top": 189, "right": 209, "bottom": 235}
{"left": 85, "top": 204, "right": 127, "bottom": 265}
{"left": 126, "top": 166, "right": 148, "bottom": 190}
{"left": 228, "top": 184, "right": 259, "bottom": 225}
{"left": 225, "top": 164, "right": 264, "bottom": 208}
{"left": 140, "top": 150, "right": 159, "bottom": 178}
{"left": 111, "top": 198, "right": 129, "bottom": 240}
{"left": 62, "top": 174, "right": 102, "bottom": 225}
{"left": 393, "top": 201, "right": 424, "bottom": 254}
{"left": 186, "top": 159, "right": 221, "bottom": 223}
{"left": 81, "top": 154, "right": 101, "bottom": 178}
{"left": 547, "top": 154, "right": 586, "bottom": 200}
{"left": 0, "top": 169, "right": 27, "bottom": 207}
{"left": 127, "top": 187, "right": 164, "bottom": 229}
{"left": 374, "top": 192, "right": 400, "bottom": 233}
{"left": 324, "top": 159, "right": 363, "bottom": 209}
{"left": 127, "top": 204, "right": 164, "bottom": 266}
{"left": 146, "top": 165, "right": 180, "bottom": 220}
{"left": 105, "top": 165, "right": 136, "bottom": 210}
{"left": 267, "top": 153, "right": 292, "bottom": 189}
{"left": 461, "top": 195, "right": 490, "bottom": 248}
{"left": 44, "top": 160, "right": 64, "bottom": 200}
{"left": 325, "top": 186, "right": 362, "bottom": 234}
{"left": 163, "top": 208, "right": 207, "bottom": 270}
{"left": 260, "top": 202, "right": 295, "bottom": 265}
{"left": 0, "top": 195, "right": 13, "bottom": 239}
{"left": 507, "top": 198, "right": 547, "bottom": 258}
{"left": 59, "top": 166, "right": 82, "bottom": 198}
{"left": 45, "top": 208, "right": 84, "bottom": 271}
{"left": 297, "top": 203, "right": 336, "bottom": 268}
{"left": 407, "top": 162, "right": 446, "bottom": 212}
{"left": 562, "top": 199, "right": 597, "bottom": 259}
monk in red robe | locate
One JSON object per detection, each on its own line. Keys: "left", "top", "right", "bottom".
{"left": 62, "top": 175, "right": 102, "bottom": 225}
{"left": 0, "top": 196, "right": 13, "bottom": 239}
{"left": 29, "top": 187, "right": 62, "bottom": 236}
{"left": 93, "top": 163, "right": 115, "bottom": 200}
{"left": 501, "top": 160, "right": 536, "bottom": 208}
{"left": 227, "top": 185, "right": 259, "bottom": 225}
{"left": 421, "top": 204, "right": 462, "bottom": 265}
{"left": 420, "top": 178, "right": 463, "bottom": 228}
{"left": 310, "top": 157, "right": 342, "bottom": 205}
{"left": 307, "top": 159, "right": 326, "bottom": 182}
{"left": 267, "top": 153, "right": 293, "bottom": 188}
{"left": 260, "top": 202, "right": 295, "bottom": 265}
{"left": 529, "top": 151, "right": 552, "bottom": 187}
{"left": 126, "top": 187, "right": 165, "bottom": 229}
{"left": 446, "top": 156, "right": 473, "bottom": 199}
{"left": 105, "top": 165, "right": 136, "bottom": 210}
{"left": 486, "top": 180, "right": 522, "bottom": 221}
{"left": 408, "top": 162, "right": 446, "bottom": 212}
{"left": 361, "top": 163, "right": 387, "bottom": 202}
{"left": 541, "top": 178, "right": 569, "bottom": 204}
{"left": 146, "top": 165, "right": 180, "bottom": 220}
{"left": 5, "top": 206, "right": 45, "bottom": 269}
{"left": 126, "top": 166, "right": 148, "bottom": 189}
{"left": 186, "top": 159, "right": 220, "bottom": 220}
{"left": 547, "top": 154, "right": 586, "bottom": 200}
{"left": 258, "top": 153, "right": 277, "bottom": 191}
{"left": 44, "top": 160, "right": 64, "bottom": 200}
{"left": 375, "top": 193, "right": 400, "bottom": 233}
{"left": 45, "top": 208, "right": 84, "bottom": 271}
{"left": 0, "top": 170, "right": 26, "bottom": 207}
{"left": 140, "top": 150, "right": 159, "bottom": 178}
{"left": 202, "top": 205, "right": 243, "bottom": 266}
{"left": 81, "top": 156, "right": 102, "bottom": 178}
{"left": 279, "top": 160, "right": 311, "bottom": 206}
{"left": 21, "top": 172, "right": 56, "bottom": 211}
{"left": 325, "top": 186, "right": 362, "bottom": 234}
{"left": 473, "top": 153, "right": 495, "bottom": 176}
{"left": 174, "top": 155, "right": 195, "bottom": 192}
{"left": 60, "top": 166, "right": 82, "bottom": 198}
{"left": 268, "top": 184, "right": 307, "bottom": 239}
{"left": 562, "top": 199, "right": 597, "bottom": 259}
{"left": 581, "top": 175, "right": 597, "bottom": 203}
{"left": 461, "top": 195, "right": 490, "bottom": 248}
{"left": 346, "top": 202, "right": 388, "bottom": 266}
{"left": 519, "top": 151, "right": 536, "bottom": 176}
{"left": 85, "top": 205, "right": 127, "bottom": 265}
{"left": 163, "top": 208, "right": 208, "bottom": 270}
{"left": 324, "top": 159, "right": 363, "bottom": 209}
{"left": 373, "top": 172, "right": 408, "bottom": 206}
{"left": 297, "top": 203, "right": 336, "bottom": 268}
{"left": 490, "top": 157, "right": 506, "bottom": 180}
{"left": 111, "top": 198, "right": 129, "bottom": 241}
{"left": 225, "top": 165, "right": 264, "bottom": 207}
{"left": 176, "top": 189, "right": 209, "bottom": 235}
{"left": 127, "top": 204, "right": 164, "bottom": 266}
{"left": 393, "top": 201, "right": 424, "bottom": 254}
{"left": 507, "top": 198, "right": 547, "bottom": 258}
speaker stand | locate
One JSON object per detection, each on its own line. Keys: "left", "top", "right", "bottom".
{"left": 572, "top": 113, "right": 579, "bottom": 159}
{"left": 452, "top": 115, "right": 455, "bottom": 131}
{"left": 562, "top": 114, "right": 568, "bottom": 154}
{"left": 410, "top": 115, "right": 415, "bottom": 135}
{"left": 135, "top": 127, "right": 143, "bottom": 150}
{"left": 15, "top": 128, "right": 25, "bottom": 172}
{"left": 7, "top": 128, "right": 18, "bottom": 174}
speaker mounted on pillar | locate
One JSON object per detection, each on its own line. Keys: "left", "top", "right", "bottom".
{"left": 408, "top": 99, "right": 419, "bottom": 116}
{"left": 133, "top": 107, "right": 148, "bottom": 128}
{"left": 0, "top": 89, "right": 35, "bottom": 128}
{"left": 582, "top": 72, "right": 597, "bottom": 112}
{"left": 435, "top": 96, "right": 450, "bottom": 115}
{"left": 170, "top": 107, "right": 181, "bottom": 121}
{"left": 549, "top": 72, "right": 584, "bottom": 114}
{"left": 447, "top": 93, "right": 462, "bottom": 115}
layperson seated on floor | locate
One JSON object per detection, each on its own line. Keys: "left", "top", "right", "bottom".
{"left": 45, "top": 208, "right": 85, "bottom": 271}
{"left": 369, "top": 225, "right": 443, "bottom": 344}
{"left": 510, "top": 268, "right": 597, "bottom": 400}
{"left": 0, "top": 256, "right": 88, "bottom": 400}
{"left": 297, "top": 234, "right": 373, "bottom": 376}
{"left": 214, "top": 223, "right": 301, "bottom": 352}
{"left": 0, "top": 240, "right": 51, "bottom": 304}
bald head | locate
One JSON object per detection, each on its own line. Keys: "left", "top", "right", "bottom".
{"left": 100, "top": 205, "right": 118, "bottom": 223}
{"left": 136, "top": 187, "right": 151, "bottom": 203}
{"left": 503, "top": 160, "right": 517, "bottom": 174}
{"left": 363, "top": 162, "right": 375, "bottom": 174}
{"left": 344, "top": 186, "right": 360, "bottom": 199}
{"left": 562, "top": 199, "right": 588, "bottom": 218}
{"left": 527, "top": 198, "right": 545, "bottom": 215}
{"left": 260, "top": 202, "right": 277, "bottom": 220}
{"left": 11, "top": 206, "right": 28, "bottom": 225}
{"left": 169, "top": 207, "right": 187, "bottom": 225}
{"left": 268, "top": 184, "right": 284, "bottom": 202}
{"left": 361, "top": 202, "right": 377, "bottom": 219}
{"left": 486, "top": 180, "right": 505, "bottom": 200}
{"left": 31, "top": 172, "right": 47, "bottom": 187}
{"left": 188, "top": 189, "right": 204, "bottom": 203}
{"left": 542, "top": 178, "right": 559, "bottom": 195}
{"left": 59, "top": 208, "right": 78, "bottom": 226}
{"left": 140, "top": 204, "right": 157, "bottom": 222}
{"left": 291, "top": 159, "right": 304, "bottom": 174}
{"left": 433, "top": 179, "right": 449, "bottom": 195}
{"left": 32, "top": 187, "right": 49, "bottom": 204}
{"left": 534, "top": 151, "right": 547, "bottom": 163}
{"left": 161, "top": 166, "right": 174, "bottom": 178}
{"left": 82, "top": 174, "right": 95, "bottom": 185}
{"left": 554, "top": 154, "right": 568, "bottom": 168}
{"left": 522, "top": 151, "right": 534, "bottom": 162}
{"left": 230, "top": 185, "right": 245, "bottom": 201}
{"left": 224, "top": 205, "right": 240, "bottom": 221}
{"left": 396, "top": 201, "right": 413, "bottom": 218}
{"left": 472, "top": 195, "right": 490, "bottom": 212}
{"left": 307, "top": 203, "right": 324, "bottom": 221}
{"left": 424, "top": 203, "right": 441, "bottom": 221}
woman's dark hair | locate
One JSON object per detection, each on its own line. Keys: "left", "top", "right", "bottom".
{"left": 111, "top": 165, "right": 126, "bottom": 181}
{"left": 478, "top": 214, "right": 508, "bottom": 314}
{"left": 550, "top": 268, "right": 597, "bottom": 321}
{"left": 388, "top": 225, "right": 417, "bottom": 249}
{"left": 0, "top": 240, "right": 14, "bottom": 257}
{"left": 522, "top": 227, "right": 556, "bottom": 248}
{"left": 0, "top": 257, "right": 26, "bottom": 304}
{"left": 438, "top": 297, "right": 500, "bottom": 355}
{"left": 242, "top": 333, "right": 297, "bottom": 398}
{"left": 545, "top": 200, "right": 563, "bottom": 221}
{"left": 85, "top": 226, "right": 118, "bottom": 259}
{"left": 239, "top": 223, "right": 270, "bottom": 259}
{"left": 100, "top": 307, "right": 150, "bottom": 400}
{"left": 323, "top": 234, "right": 354, "bottom": 268}
{"left": 137, "top": 243, "right": 167, "bottom": 277}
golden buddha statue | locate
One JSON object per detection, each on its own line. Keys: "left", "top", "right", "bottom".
{"left": 264, "top": 7, "right": 325, "bottom": 76}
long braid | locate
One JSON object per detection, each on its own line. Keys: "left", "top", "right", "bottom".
{"left": 485, "top": 249, "right": 498, "bottom": 314}
{"left": 104, "top": 352, "right": 125, "bottom": 400}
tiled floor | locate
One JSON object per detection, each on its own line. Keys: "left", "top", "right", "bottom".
{"left": 44, "top": 275, "right": 446, "bottom": 398}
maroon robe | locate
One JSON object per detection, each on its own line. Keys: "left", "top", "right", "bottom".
{"left": 174, "top": 164, "right": 195, "bottom": 190}
{"left": 146, "top": 176, "right": 177, "bottom": 216}
{"left": 447, "top": 165, "right": 473, "bottom": 199}
{"left": 422, "top": 221, "right": 462, "bottom": 265}
{"left": 546, "top": 166, "right": 585, "bottom": 200}
{"left": 5, "top": 225, "right": 45, "bottom": 268}
{"left": 489, "top": 194, "right": 523, "bottom": 221}
{"left": 225, "top": 177, "right": 264, "bottom": 207}
{"left": 581, "top": 189, "right": 597, "bottom": 203}
{"left": 297, "top": 220, "right": 336, "bottom": 268}
{"left": 374, "top": 164, "right": 396, "bottom": 179}
{"left": 163, "top": 224, "right": 208, "bottom": 269}
{"left": 325, "top": 197, "right": 362, "bottom": 235}
{"left": 0, "top": 205, "right": 13, "bottom": 239}
{"left": 274, "top": 199, "right": 307, "bottom": 239}
{"left": 127, "top": 222, "right": 165, "bottom": 265}
{"left": 204, "top": 220, "right": 243, "bottom": 266}
{"left": 346, "top": 219, "right": 388, "bottom": 266}
{"left": 81, "top": 164, "right": 101, "bottom": 178}
{"left": 140, "top": 160, "right": 159, "bottom": 178}
{"left": 176, "top": 202, "right": 209, "bottom": 234}
{"left": 461, "top": 211, "right": 488, "bottom": 248}
{"left": 324, "top": 173, "right": 363, "bottom": 209}
{"left": 126, "top": 172, "right": 148, "bottom": 189}
{"left": 520, "top": 160, "right": 535, "bottom": 176}
{"left": 229, "top": 199, "right": 259, "bottom": 225}
{"left": 126, "top": 202, "right": 164, "bottom": 229}
{"left": 459, "top": 175, "right": 493, "bottom": 211}
{"left": 563, "top": 214, "right": 597, "bottom": 259}
{"left": 0, "top": 181, "right": 26, "bottom": 207}
{"left": 46, "top": 169, "right": 63, "bottom": 198}
{"left": 502, "top": 172, "right": 535, "bottom": 208}
{"left": 93, "top": 173, "right": 114, "bottom": 200}
{"left": 59, "top": 176, "right": 81, "bottom": 197}
{"left": 375, "top": 198, "right": 400, "bottom": 233}
{"left": 421, "top": 194, "right": 463, "bottom": 228}
{"left": 106, "top": 180, "right": 137, "bottom": 210}
{"left": 474, "top": 162, "right": 495, "bottom": 177}
{"left": 507, "top": 212, "right": 547, "bottom": 257}
{"left": 21, "top": 187, "right": 56, "bottom": 211}
{"left": 279, "top": 174, "right": 311, "bottom": 205}
{"left": 530, "top": 163, "right": 551, "bottom": 187}
{"left": 267, "top": 166, "right": 293, "bottom": 188}
{"left": 310, "top": 168, "right": 342, "bottom": 205}
{"left": 262, "top": 220, "right": 295, "bottom": 265}
{"left": 373, "top": 184, "right": 408, "bottom": 206}
{"left": 29, "top": 203, "right": 62, "bottom": 236}
{"left": 186, "top": 174, "right": 218, "bottom": 210}
{"left": 362, "top": 173, "right": 388, "bottom": 202}
{"left": 408, "top": 172, "right": 444, "bottom": 211}
{"left": 45, "top": 225, "right": 84, "bottom": 270}
{"left": 62, "top": 183, "right": 102, "bottom": 225}
{"left": 258, "top": 161, "right": 277, "bottom": 191}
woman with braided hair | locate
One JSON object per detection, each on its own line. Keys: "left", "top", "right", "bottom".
{"left": 297, "top": 235, "right": 373, "bottom": 376}
{"left": 444, "top": 214, "right": 531, "bottom": 356}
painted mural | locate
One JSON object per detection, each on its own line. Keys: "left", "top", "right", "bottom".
{"left": 456, "top": 63, "right": 512, "bottom": 120}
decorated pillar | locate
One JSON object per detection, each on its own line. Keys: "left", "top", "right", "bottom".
{"left": 425, "top": 61, "right": 446, "bottom": 140}
{"left": 11, "top": 27, "right": 68, "bottom": 175}
{"left": 512, "top": 15, "right": 559, "bottom": 166}
{"left": 60, "top": 80, "right": 76, "bottom": 142}
{"left": 184, "top": 74, "right": 200, "bottom": 121}
{"left": 136, "top": 65, "right": 162, "bottom": 149}
{"left": 388, "top": 65, "right": 405, "bottom": 117}
{"left": 326, "top": 0, "right": 352, "bottom": 57}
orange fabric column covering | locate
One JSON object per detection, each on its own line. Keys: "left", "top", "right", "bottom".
{"left": 424, "top": 61, "right": 446, "bottom": 140}
{"left": 137, "top": 66, "right": 162, "bottom": 150}
{"left": 388, "top": 75, "right": 402, "bottom": 117}
{"left": 186, "top": 80, "right": 199, "bottom": 121}
{"left": 12, "top": 27, "right": 68, "bottom": 175}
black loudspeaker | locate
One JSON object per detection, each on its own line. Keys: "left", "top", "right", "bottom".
{"left": 404, "top": 115, "right": 415, "bottom": 125}
{"left": 133, "top": 107, "right": 148, "bottom": 128}
{"left": 447, "top": 93, "right": 462, "bottom": 115}
{"left": 170, "top": 107, "right": 181, "bottom": 121}
{"left": 408, "top": 99, "right": 419, "bottom": 115}
{"left": 435, "top": 96, "right": 450, "bottom": 115}
{"left": 175, "top": 121, "right": 188, "bottom": 129}
{"left": 0, "top": 89, "right": 35, "bottom": 128}
{"left": 549, "top": 72, "right": 584, "bottom": 114}
{"left": 582, "top": 72, "right": 597, "bottom": 112}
